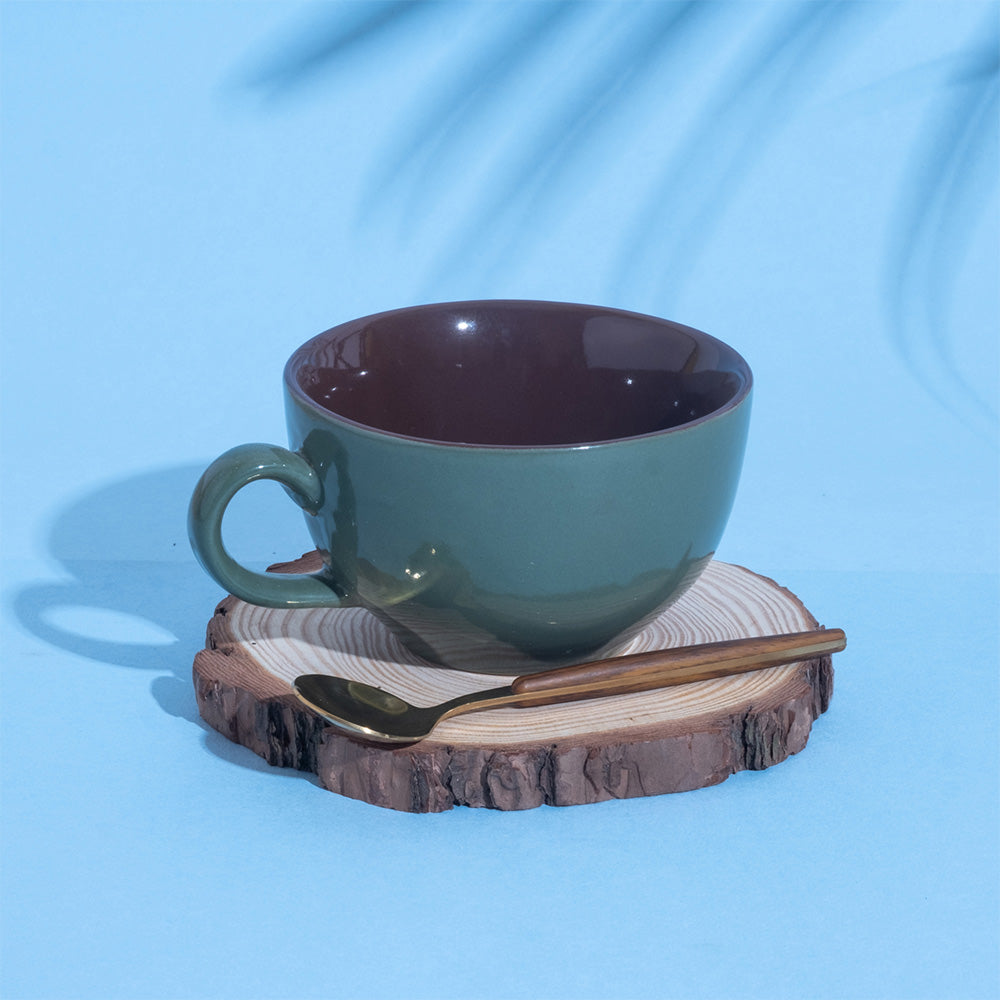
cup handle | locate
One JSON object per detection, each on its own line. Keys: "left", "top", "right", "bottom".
{"left": 188, "top": 443, "right": 345, "bottom": 608}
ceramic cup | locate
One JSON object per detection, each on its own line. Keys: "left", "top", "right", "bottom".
{"left": 188, "top": 300, "right": 752, "bottom": 674}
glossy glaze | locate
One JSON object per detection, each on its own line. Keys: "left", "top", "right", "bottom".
{"left": 289, "top": 300, "right": 747, "bottom": 446}
{"left": 189, "top": 300, "right": 752, "bottom": 673}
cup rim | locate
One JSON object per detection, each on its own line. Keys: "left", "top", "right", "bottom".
{"left": 284, "top": 299, "right": 753, "bottom": 451}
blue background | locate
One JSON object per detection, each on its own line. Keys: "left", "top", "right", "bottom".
{"left": 2, "top": 3, "right": 997, "bottom": 998}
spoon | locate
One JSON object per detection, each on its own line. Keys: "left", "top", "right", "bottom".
{"left": 293, "top": 627, "right": 846, "bottom": 744}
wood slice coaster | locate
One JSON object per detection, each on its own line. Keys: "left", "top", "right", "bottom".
{"left": 193, "top": 552, "right": 833, "bottom": 812}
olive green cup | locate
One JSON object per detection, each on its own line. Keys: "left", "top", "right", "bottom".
{"left": 188, "top": 300, "right": 752, "bottom": 674}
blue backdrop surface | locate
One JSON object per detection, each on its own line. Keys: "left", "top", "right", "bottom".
{"left": 1, "top": 3, "right": 997, "bottom": 999}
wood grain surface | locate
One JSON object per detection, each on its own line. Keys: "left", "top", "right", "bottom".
{"left": 193, "top": 552, "right": 834, "bottom": 811}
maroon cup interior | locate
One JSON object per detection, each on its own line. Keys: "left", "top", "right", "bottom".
{"left": 287, "top": 300, "right": 751, "bottom": 447}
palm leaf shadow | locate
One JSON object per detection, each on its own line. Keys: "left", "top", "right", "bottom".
{"left": 611, "top": 0, "right": 877, "bottom": 302}
{"left": 418, "top": 0, "right": 726, "bottom": 285}
{"left": 415, "top": 1, "right": 878, "bottom": 302}
{"left": 243, "top": 0, "right": 440, "bottom": 97}
{"left": 886, "top": 12, "right": 999, "bottom": 440}
{"left": 357, "top": 0, "right": 587, "bottom": 221}
{"left": 489, "top": 1, "right": 713, "bottom": 228}
{"left": 240, "top": 2, "right": 877, "bottom": 298}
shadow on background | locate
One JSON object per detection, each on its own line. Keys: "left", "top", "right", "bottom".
{"left": 10, "top": 465, "right": 317, "bottom": 778}
{"left": 887, "top": 13, "right": 999, "bottom": 442}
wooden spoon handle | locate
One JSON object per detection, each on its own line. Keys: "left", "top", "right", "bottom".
{"left": 509, "top": 628, "right": 846, "bottom": 708}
